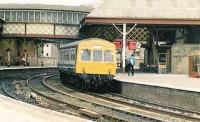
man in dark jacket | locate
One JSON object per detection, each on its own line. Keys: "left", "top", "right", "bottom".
{"left": 128, "top": 54, "right": 136, "bottom": 76}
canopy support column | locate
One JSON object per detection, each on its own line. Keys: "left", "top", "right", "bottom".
{"left": 122, "top": 23, "right": 127, "bottom": 72}
{"left": 113, "top": 23, "right": 137, "bottom": 72}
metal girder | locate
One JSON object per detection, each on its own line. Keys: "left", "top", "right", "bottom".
{"left": 2, "top": 22, "right": 79, "bottom": 40}
{"left": 80, "top": 24, "right": 150, "bottom": 42}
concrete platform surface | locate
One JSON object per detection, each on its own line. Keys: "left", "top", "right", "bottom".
{"left": 0, "top": 95, "right": 91, "bottom": 122}
{"left": 115, "top": 73, "right": 200, "bottom": 92}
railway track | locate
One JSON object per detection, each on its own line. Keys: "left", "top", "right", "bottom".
{"left": 27, "top": 74, "right": 133, "bottom": 121}
{"left": 0, "top": 69, "right": 82, "bottom": 119}
{"left": 0, "top": 69, "right": 58, "bottom": 105}
{"left": 41, "top": 75, "right": 200, "bottom": 122}
{"left": 1, "top": 68, "right": 200, "bottom": 122}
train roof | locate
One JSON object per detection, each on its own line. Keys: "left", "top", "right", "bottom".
{"left": 59, "top": 38, "right": 114, "bottom": 49}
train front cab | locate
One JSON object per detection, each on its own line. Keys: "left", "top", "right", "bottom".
{"left": 75, "top": 40, "right": 117, "bottom": 89}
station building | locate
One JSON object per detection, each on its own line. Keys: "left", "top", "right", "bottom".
{"left": 80, "top": 0, "right": 200, "bottom": 75}
{"left": 0, "top": 4, "right": 92, "bottom": 66}
{"left": 0, "top": 1, "right": 200, "bottom": 75}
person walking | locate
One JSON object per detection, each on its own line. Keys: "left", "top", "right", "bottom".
{"left": 128, "top": 54, "right": 136, "bottom": 76}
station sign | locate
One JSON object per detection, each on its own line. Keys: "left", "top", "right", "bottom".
{"left": 127, "top": 40, "right": 137, "bottom": 50}
{"left": 113, "top": 39, "right": 122, "bottom": 49}
{"left": 113, "top": 39, "right": 138, "bottom": 50}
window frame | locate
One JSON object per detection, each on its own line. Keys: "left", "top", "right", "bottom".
{"left": 93, "top": 50, "right": 103, "bottom": 62}
{"left": 81, "top": 49, "right": 91, "bottom": 61}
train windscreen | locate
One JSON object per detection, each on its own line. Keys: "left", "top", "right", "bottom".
{"left": 81, "top": 49, "right": 91, "bottom": 61}
{"left": 93, "top": 50, "right": 102, "bottom": 62}
{"left": 104, "top": 50, "right": 113, "bottom": 62}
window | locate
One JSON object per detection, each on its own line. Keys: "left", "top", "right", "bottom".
{"left": 46, "top": 53, "right": 48, "bottom": 56}
{"left": 35, "top": 11, "right": 40, "bottom": 22}
{"left": 52, "top": 12, "right": 57, "bottom": 23}
{"left": 0, "top": 11, "right": 4, "bottom": 19}
{"left": 23, "top": 11, "right": 28, "bottom": 21}
{"left": 58, "top": 12, "right": 62, "bottom": 23}
{"left": 81, "top": 49, "right": 91, "bottom": 61}
{"left": 5, "top": 11, "right": 10, "bottom": 21}
{"left": 78, "top": 13, "right": 84, "bottom": 22}
{"left": 68, "top": 12, "right": 72, "bottom": 24}
{"left": 73, "top": 13, "right": 77, "bottom": 24}
{"left": 66, "top": 49, "right": 70, "bottom": 61}
{"left": 41, "top": 11, "right": 46, "bottom": 22}
{"left": 46, "top": 12, "right": 51, "bottom": 22}
{"left": 63, "top": 12, "right": 68, "bottom": 23}
{"left": 29, "top": 11, "right": 34, "bottom": 21}
{"left": 64, "top": 51, "right": 67, "bottom": 60}
{"left": 10, "top": 11, "right": 16, "bottom": 21}
{"left": 17, "top": 11, "right": 22, "bottom": 21}
{"left": 93, "top": 50, "right": 102, "bottom": 62}
{"left": 71, "top": 48, "right": 76, "bottom": 61}
{"left": 104, "top": 50, "right": 113, "bottom": 62}
{"left": 61, "top": 51, "right": 65, "bottom": 60}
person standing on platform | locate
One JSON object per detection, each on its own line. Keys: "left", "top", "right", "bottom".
{"left": 128, "top": 54, "right": 136, "bottom": 76}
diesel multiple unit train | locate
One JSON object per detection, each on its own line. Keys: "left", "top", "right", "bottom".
{"left": 58, "top": 38, "right": 117, "bottom": 90}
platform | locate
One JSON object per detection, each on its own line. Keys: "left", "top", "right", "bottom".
{"left": 0, "top": 95, "right": 91, "bottom": 122}
{"left": 115, "top": 73, "right": 200, "bottom": 92}
{"left": 114, "top": 73, "right": 200, "bottom": 112}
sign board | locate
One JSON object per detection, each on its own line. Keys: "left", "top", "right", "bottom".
{"left": 114, "top": 39, "right": 122, "bottom": 49}
{"left": 127, "top": 41, "right": 137, "bottom": 50}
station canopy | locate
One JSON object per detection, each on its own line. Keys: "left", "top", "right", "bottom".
{"left": 83, "top": 0, "right": 200, "bottom": 25}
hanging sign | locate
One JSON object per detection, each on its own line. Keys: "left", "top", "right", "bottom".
{"left": 127, "top": 40, "right": 137, "bottom": 50}
{"left": 114, "top": 39, "right": 122, "bottom": 49}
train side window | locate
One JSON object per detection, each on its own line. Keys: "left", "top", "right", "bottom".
{"left": 93, "top": 50, "right": 102, "bottom": 62}
{"left": 104, "top": 50, "right": 113, "bottom": 62}
{"left": 81, "top": 49, "right": 91, "bottom": 61}
{"left": 59, "top": 51, "right": 62, "bottom": 60}
{"left": 61, "top": 51, "right": 64, "bottom": 60}
{"left": 70, "top": 48, "right": 76, "bottom": 61}
{"left": 66, "top": 49, "right": 70, "bottom": 61}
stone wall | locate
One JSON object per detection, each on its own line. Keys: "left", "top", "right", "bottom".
{"left": 119, "top": 81, "right": 200, "bottom": 113}
{"left": 171, "top": 44, "right": 200, "bottom": 74}
{"left": 0, "top": 38, "right": 37, "bottom": 66}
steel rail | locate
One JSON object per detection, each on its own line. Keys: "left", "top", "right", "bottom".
{"left": 42, "top": 76, "right": 193, "bottom": 122}
{"left": 27, "top": 75, "right": 161, "bottom": 122}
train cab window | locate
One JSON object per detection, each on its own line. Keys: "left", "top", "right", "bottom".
{"left": 81, "top": 49, "right": 91, "bottom": 61}
{"left": 93, "top": 50, "right": 102, "bottom": 62}
{"left": 104, "top": 50, "right": 113, "bottom": 62}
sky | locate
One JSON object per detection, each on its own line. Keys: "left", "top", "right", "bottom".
{"left": 0, "top": 0, "right": 102, "bottom": 6}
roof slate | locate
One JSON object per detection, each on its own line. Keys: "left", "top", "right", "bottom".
{"left": 88, "top": 0, "right": 200, "bottom": 19}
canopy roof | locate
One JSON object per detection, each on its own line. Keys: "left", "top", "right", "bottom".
{"left": 0, "top": 4, "right": 93, "bottom": 12}
{"left": 84, "top": 0, "right": 200, "bottom": 25}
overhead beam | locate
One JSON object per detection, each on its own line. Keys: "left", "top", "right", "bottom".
{"left": 85, "top": 17, "right": 200, "bottom": 25}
